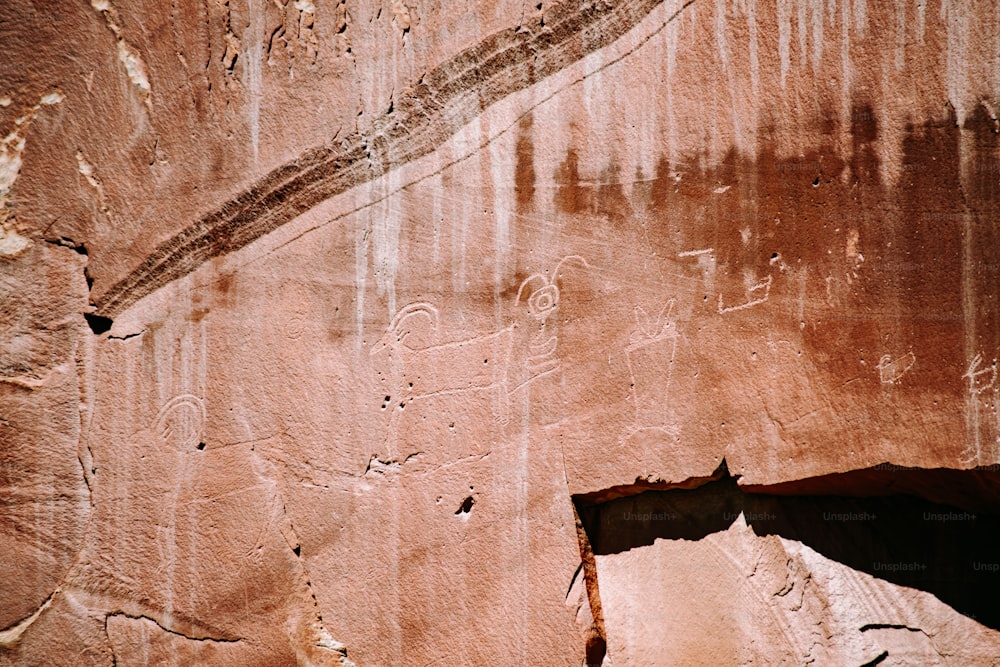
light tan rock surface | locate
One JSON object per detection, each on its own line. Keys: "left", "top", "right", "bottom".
{"left": 2, "top": 1, "right": 1000, "bottom": 665}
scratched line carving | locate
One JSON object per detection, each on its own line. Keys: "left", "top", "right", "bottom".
{"left": 677, "top": 248, "right": 717, "bottom": 294}
{"left": 678, "top": 247, "right": 773, "bottom": 315}
{"left": 370, "top": 256, "right": 587, "bottom": 451}
{"left": 718, "top": 274, "right": 772, "bottom": 314}
{"left": 153, "top": 394, "right": 206, "bottom": 452}
{"left": 877, "top": 352, "right": 916, "bottom": 385}
{"left": 623, "top": 298, "right": 679, "bottom": 439}
{"left": 965, "top": 354, "right": 997, "bottom": 396}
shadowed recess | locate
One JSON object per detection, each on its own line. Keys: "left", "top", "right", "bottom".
{"left": 575, "top": 466, "right": 1000, "bottom": 630}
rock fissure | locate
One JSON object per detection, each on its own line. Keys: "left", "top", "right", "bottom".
{"left": 0, "top": 590, "right": 56, "bottom": 646}
{"left": 105, "top": 611, "right": 242, "bottom": 644}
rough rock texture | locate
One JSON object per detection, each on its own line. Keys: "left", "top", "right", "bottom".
{"left": 2, "top": 0, "right": 1000, "bottom": 665}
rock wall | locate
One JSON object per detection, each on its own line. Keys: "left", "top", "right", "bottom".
{"left": 2, "top": 1, "right": 1000, "bottom": 665}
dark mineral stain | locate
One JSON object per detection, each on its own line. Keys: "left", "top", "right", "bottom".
{"left": 187, "top": 308, "right": 210, "bottom": 323}
{"left": 849, "top": 103, "right": 879, "bottom": 183}
{"left": 555, "top": 148, "right": 590, "bottom": 215}
{"left": 515, "top": 113, "right": 535, "bottom": 213}
{"left": 596, "top": 160, "right": 631, "bottom": 226}
{"left": 498, "top": 270, "right": 531, "bottom": 303}
{"left": 850, "top": 103, "right": 878, "bottom": 144}
{"left": 649, "top": 155, "right": 673, "bottom": 212}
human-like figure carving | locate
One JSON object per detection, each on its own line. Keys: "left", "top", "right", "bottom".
{"left": 623, "top": 299, "right": 679, "bottom": 439}
{"left": 963, "top": 353, "right": 1000, "bottom": 465}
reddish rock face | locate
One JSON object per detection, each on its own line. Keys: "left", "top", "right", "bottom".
{"left": 3, "top": 1, "right": 1000, "bottom": 665}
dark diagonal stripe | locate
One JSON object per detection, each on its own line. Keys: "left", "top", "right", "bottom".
{"left": 95, "top": 0, "right": 690, "bottom": 318}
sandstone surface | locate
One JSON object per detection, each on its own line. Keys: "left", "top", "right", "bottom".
{"left": 2, "top": 1, "right": 1000, "bottom": 665}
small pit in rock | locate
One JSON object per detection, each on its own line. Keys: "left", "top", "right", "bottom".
{"left": 455, "top": 496, "right": 475, "bottom": 515}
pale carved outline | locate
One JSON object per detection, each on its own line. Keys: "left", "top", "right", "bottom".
{"left": 370, "top": 256, "right": 589, "bottom": 452}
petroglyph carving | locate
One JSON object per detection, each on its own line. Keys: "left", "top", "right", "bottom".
{"left": 515, "top": 255, "right": 588, "bottom": 380}
{"left": 624, "top": 299, "right": 679, "bottom": 436}
{"left": 678, "top": 249, "right": 772, "bottom": 314}
{"left": 963, "top": 353, "right": 1000, "bottom": 465}
{"left": 626, "top": 299, "right": 678, "bottom": 352}
{"left": 371, "top": 257, "right": 588, "bottom": 447}
{"left": 377, "top": 302, "right": 441, "bottom": 348}
{"left": 525, "top": 335, "right": 559, "bottom": 377}
{"left": 965, "top": 354, "right": 997, "bottom": 396}
{"left": 877, "top": 352, "right": 916, "bottom": 384}
{"left": 371, "top": 314, "right": 514, "bottom": 454}
{"left": 372, "top": 306, "right": 514, "bottom": 406}
{"left": 718, "top": 275, "right": 772, "bottom": 314}
{"left": 154, "top": 394, "right": 206, "bottom": 451}
{"left": 282, "top": 281, "right": 314, "bottom": 340}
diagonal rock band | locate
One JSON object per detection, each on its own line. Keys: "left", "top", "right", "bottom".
{"left": 91, "top": 0, "right": 697, "bottom": 320}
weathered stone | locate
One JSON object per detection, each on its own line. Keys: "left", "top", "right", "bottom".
{"left": 3, "top": 0, "right": 1000, "bottom": 664}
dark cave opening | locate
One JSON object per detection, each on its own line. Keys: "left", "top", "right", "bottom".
{"left": 574, "top": 466, "right": 1000, "bottom": 631}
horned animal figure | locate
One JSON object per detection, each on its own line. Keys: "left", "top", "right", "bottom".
{"left": 370, "top": 256, "right": 588, "bottom": 452}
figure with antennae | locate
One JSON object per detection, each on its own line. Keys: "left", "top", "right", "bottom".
{"left": 513, "top": 255, "right": 589, "bottom": 385}
{"left": 963, "top": 352, "right": 1000, "bottom": 465}
{"left": 369, "top": 255, "right": 590, "bottom": 449}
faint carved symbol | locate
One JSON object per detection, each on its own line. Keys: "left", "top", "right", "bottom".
{"left": 718, "top": 275, "right": 772, "bottom": 314}
{"left": 677, "top": 248, "right": 714, "bottom": 257}
{"left": 963, "top": 353, "right": 1000, "bottom": 465}
{"left": 514, "top": 255, "right": 589, "bottom": 381}
{"left": 965, "top": 354, "right": 997, "bottom": 396}
{"left": 281, "top": 281, "right": 313, "bottom": 340}
{"left": 877, "top": 352, "right": 916, "bottom": 385}
{"left": 154, "top": 394, "right": 206, "bottom": 451}
{"left": 624, "top": 299, "right": 679, "bottom": 436}
{"left": 285, "top": 312, "right": 306, "bottom": 339}
{"left": 370, "top": 256, "right": 589, "bottom": 449}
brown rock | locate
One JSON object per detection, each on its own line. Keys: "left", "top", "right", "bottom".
{"left": 3, "top": 0, "right": 1000, "bottom": 664}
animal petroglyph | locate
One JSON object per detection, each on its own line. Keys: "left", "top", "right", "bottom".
{"left": 371, "top": 256, "right": 588, "bottom": 449}
{"left": 154, "top": 394, "right": 206, "bottom": 451}
{"left": 371, "top": 301, "right": 514, "bottom": 414}
{"left": 877, "top": 352, "right": 916, "bottom": 385}
{"left": 624, "top": 299, "right": 679, "bottom": 436}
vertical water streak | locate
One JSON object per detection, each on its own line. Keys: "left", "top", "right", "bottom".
{"left": 778, "top": 0, "right": 793, "bottom": 87}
